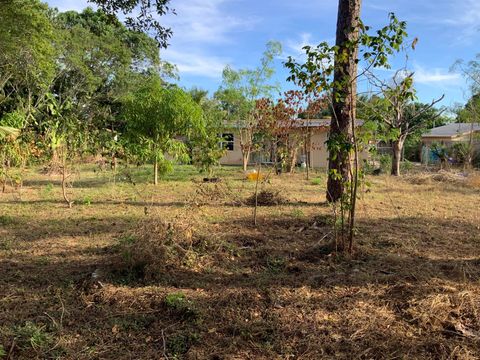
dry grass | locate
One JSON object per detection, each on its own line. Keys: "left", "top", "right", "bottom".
{"left": 0, "top": 165, "right": 479, "bottom": 359}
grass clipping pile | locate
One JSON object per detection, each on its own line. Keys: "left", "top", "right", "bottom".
{"left": 406, "top": 170, "right": 480, "bottom": 188}
{"left": 189, "top": 180, "right": 243, "bottom": 206}
{"left": 116, "top": 213, "right": 211, "bottom": 281}
{"left": 245, "top": 189, "right": 288, "bottom": 206}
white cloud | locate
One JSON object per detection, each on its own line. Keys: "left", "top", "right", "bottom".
{"left": 285, "top": 32, "right": 314, "bottom": 56}
{"left": 164, "top": 0, "right": 259, "bottom": 45}
{"left": 162, "top": 49, "right": 228, "bottom": 78}
{"left": 441, "top": 0, "right": 480, "bottom": 27}
{"left": 160, "top": 0, "right": 258, "bottom": 80}
{"left": 283, "top": 32, "right": 334, "bottom": 62}
{"left": 413, "top": 65, "right": 461, "bottom": 86}
{"left": 49, "top": 0, "right": 92, "bottom": 12}
{"left": 413, "top": 0, "right": 480, "bottom": 43}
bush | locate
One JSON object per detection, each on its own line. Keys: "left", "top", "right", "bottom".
{"left": 401, "top": 160, "right": 413, "bottom": 173}
{"left": 379, "top": 154, "right": 392, "bottom": 173}
{"left": 473, "top": 151, "right": 480, "bottom": 168}
{"left": 452, "top": 142, "right": 470, "bottom": 164}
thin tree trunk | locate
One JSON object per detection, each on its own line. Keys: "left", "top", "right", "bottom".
{"left": 287, "top": 146, "right": 298, "bottom": 173}
{"left": 348, "top": 105, "right": 360, "bottom": 253}
{"left": 253, "top": 163, "right": 261, "bottom": 226}
{"left": 467, "top": 122, "right": 474, "bottom": 168}
{"left": 242, "top": 150, "right": 250, "bottom": 172}
{"left": 304, "top": 140, "right": 310, "bottom": 180}
{"left": 327, "top": 0, "right": 362, "bottom": 202}
{"left": 154, "top": 158, "right": 158, "bottom": 185}
{"left": 61, "top": 153, "right": 73, "bottom": 208}
{"left": 391, "top": 138, "right": 404, "bottom": 176}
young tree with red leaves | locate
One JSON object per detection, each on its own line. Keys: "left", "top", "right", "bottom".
{"left": 255, "top": 91, "right": 327, "bottom": 174}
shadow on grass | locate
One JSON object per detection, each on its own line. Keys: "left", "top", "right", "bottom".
{"left": 1, "top": 213, "right": 479, "bottom": 359}
{"left": 104, "top": 214, "right": 480, "bottom": 290}
{"left": 0, "top": 198, "right": 190, "bottom": 208}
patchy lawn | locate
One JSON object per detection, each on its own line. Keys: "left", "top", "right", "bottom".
{"left": 0, "top": 165, "right": 479, "bottom": 359}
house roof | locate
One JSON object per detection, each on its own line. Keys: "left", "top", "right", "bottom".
{"left": 422, "top": 123, "right": 480, "bottom": 138}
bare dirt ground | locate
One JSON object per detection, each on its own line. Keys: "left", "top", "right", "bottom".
{"left": 0, "top": 165, "right": 479, "bottom": 359}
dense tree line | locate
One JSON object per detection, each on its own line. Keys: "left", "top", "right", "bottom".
{"left": 0, "top": 1, "right": 228, "bottom": 184}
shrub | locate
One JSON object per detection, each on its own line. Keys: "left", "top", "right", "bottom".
{"left": 400, "top": 160, "right": 413, "bottom": 173}
{"left": 452, "top": 143, "right": 470, "bottom": 164}
{"left": 379, "top": 154, "right": 392, "bottom": 173}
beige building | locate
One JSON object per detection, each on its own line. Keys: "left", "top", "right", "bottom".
{"left": 219, "top": 119, "right": 364, "bottom": 169}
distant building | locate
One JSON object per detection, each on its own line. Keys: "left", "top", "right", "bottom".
{"left": 421, "top": 123, "right": 480, "bottom": 163}
{"left": 219, "top": 119, "right": 369, "bottom": 168}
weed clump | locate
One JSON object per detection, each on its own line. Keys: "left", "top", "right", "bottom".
{"left": 0, "top": 215, "right": 15, "bottom": 226}
{"left": 165, "top": 292, "right": 199, "bottom": 320}
{"left": 167, "top": 332, "right": 199, "bottom": 358}
{"left": 14, "top": 322, "right": 53, "bottom": 352}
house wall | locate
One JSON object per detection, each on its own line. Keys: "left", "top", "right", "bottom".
{"left": 422, "top": 135, "right": 466, "bottom": 147}
{"left": 420, "top": 133, "right": 480, "bottom": 163}
{"left": 219, "top": 132, "right": 244, "bottom": 166}
{"left": 219, "top": 128, "right": 371, "bottom": 168}
{"left": 302, "top": 130, "right": 329, "bottom": 168}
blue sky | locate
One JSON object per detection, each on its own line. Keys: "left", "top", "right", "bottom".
{"left": 47, "top": 0, "right": 480, "bottom": 108}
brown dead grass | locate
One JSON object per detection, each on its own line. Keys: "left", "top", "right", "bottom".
{"left": 0, "top": 165, "right": 479, "bottom": 359}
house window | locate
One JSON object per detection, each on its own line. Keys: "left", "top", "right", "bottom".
{"left": 220, "top": 133, "right": 234, "bottom": 151}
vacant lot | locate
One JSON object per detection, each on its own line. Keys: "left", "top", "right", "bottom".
{"left": 0, "top": 165, "right": 479, "bottom": 359}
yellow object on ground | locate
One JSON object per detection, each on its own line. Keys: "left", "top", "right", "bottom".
{"left": 246, "top": 172, "right": 264, "bottom": 181}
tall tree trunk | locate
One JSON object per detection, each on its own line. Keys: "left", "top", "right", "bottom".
{"left": 154, "top": 158, "right": 158, "bottom": 185}
{"left": 391, "top": 138, "right": 404, "bottom": 176}
{"left": 326, "top": 0, "right": 362, "bottom": 202}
